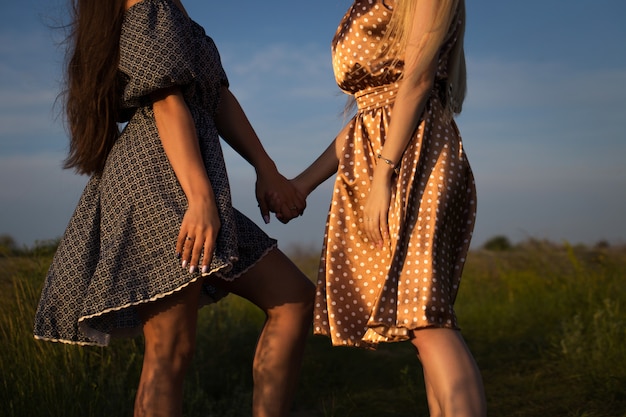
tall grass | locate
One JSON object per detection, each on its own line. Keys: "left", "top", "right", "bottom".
{"left": 1, "top": 240, "right": 625, "bottom": 416}
{"left": 457, "top": 241, "right": 626, "bottom": 416}
{"left": 1, "top": 256, "right": 142, "bottom": 416}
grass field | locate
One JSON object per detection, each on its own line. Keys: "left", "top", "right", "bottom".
{"left": 1, "top": 238, "right": 625, "bottom": 416}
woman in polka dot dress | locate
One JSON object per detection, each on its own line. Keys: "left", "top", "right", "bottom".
{"left": 284, "top": 0, "right": 486, "bottom": 414}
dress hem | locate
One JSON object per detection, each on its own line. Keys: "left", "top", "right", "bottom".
{"left": 213, "top": 242, "right": 277, "bottom": 281}
{"left": 34, "top": 243, "right": 279, "bottom": 347}
{"left": 314, "top": 322, "right": 461, "bottom": 350}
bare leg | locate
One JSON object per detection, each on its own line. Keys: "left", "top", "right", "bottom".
{"left": 423, "top": 367, "right": 443, "bottom": 417}
{"left": 211, "top": 248, "right": 315, "bottom": 417}
{"left": 134, "top": 279, "right": 204, "bottom": 417}
{"left": 411, "top": 328, "right": 486, "bottom": 417}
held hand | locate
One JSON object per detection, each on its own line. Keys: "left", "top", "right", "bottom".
{"left": 265, "top": 176, "right": 309, "bottom": 224}
{"left": 175, "top": 199, "right": 221, "bottom": 274}
{"left": 256, "top": 169, "right": 306, "bottom": 224}
{"left": 362, "top": 173, "right": 392, "bottom": 248}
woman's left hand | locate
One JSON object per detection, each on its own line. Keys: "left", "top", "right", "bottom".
{"left": 256, "top": 168, "right": 306, "bottom": 224}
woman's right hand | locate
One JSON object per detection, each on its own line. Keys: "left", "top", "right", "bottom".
{"left": 176, "top": 197, "right": 221, "bottom": 274}
{"left": 265, "top": 176, "right": 310, "bottom": 224}
{"left": 151, "top": 86, "right": 220, "bottom": 275}
{"left": 256, "top": 165, "right": 306, "bottom": 224}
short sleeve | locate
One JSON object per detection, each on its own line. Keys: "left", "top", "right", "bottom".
{"left": 119, "top": 0, "right": 200, "bottom": 108}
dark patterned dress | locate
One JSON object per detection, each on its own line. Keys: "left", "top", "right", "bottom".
{"left": 313, "top": 0, "right": 476, "bottom": 349}
{"left": 33, "top": 0, "right": 276, "bottom": 346}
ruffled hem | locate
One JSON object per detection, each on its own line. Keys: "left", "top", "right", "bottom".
{"left": 34, "top": 242, "right": 278, "bottom": 347}
{"left": 77, "top": 269, "right": 220, "bottom": 346}
{"left": 314, "top": 321, "right": 460, "bottom": 351}
{"left": 213, "top": 242, "right": 277, "bottom": 281}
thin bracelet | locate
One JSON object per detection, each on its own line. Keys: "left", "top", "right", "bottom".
{"left": 377, "top": 153, "right": 400, "bottom": 175}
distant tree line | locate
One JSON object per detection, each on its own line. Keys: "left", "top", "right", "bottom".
{"left": 0, "top": 234, "right": 59, "bottom": 257}
{"left": 481, "top": 235, "right": 614, "bottom": 252}
{"left": 0, "top": 233, "right": 617, "bottom": 258}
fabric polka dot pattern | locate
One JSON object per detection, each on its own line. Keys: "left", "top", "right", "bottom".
{"left": 313, "top": 0, "right": 476, "bottom": 349}
{"left": 33, "top": 0, "right": 276, "bottom": 346}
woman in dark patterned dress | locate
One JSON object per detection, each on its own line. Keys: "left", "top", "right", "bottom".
{"left": 277, "top": 0, "right": 486, "bottom": 415}
{"left": 33, "top": 0, "right": 314, "bottom": 416}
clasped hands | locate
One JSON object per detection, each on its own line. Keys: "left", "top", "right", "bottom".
{"left": 258, "top": 176, "right": 306, "bottom": 225}
{"left": 256, "top": 170, "right": 308, "bottom": 224}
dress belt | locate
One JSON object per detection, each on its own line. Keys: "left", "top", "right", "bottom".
{"left": 354, "top": 82, "right": 400, "bottom": 112}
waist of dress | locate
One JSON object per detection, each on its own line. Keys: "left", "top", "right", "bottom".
{"left": 354, "top": 83, "right": 400, "bottom": 112}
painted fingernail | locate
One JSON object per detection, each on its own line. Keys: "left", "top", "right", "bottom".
{"left": 201, "top": 265, "right": 209, "bottom": 274}
{"left": 176, "top": 252, "right": 181, "bottom": 259}
{"left": 189, "top": 265, "right": 197, "bottom": 274}
{"left": 182, "top": 260, "right": 188, "bottom": 268}
{"left": 263, "top": 215, "right": 270, "bottom": 224}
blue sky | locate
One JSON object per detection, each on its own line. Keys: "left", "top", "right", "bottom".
{"left": 1, "top": 0, "right": 625, "bottom": 250}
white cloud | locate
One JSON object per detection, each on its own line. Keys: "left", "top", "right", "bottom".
{"left": 226, "top": 42, "right": 330, "bottom": 78}
{"left": 220, "top": 41, "right": 336, "bottom": 103}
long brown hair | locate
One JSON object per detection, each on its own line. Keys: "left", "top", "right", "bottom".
{"left": 62, "top": 0, "right": 126, "bottom": 175}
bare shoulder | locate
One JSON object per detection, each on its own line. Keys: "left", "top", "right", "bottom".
{"left": 125, "top": 0, "right": 143, "bottom": 11}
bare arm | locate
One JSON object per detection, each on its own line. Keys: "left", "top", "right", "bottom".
{"left": 265, "top": 119, "right": 353, "bottom": 223}
{"left": 152, "top": 86, "right": 219, "bottom": 273}
{"left": 364, "top": 0, "right": 458, "bottom": 246}
{"left": 292, "top": 119, "right": 353, "bottom": 195}
{"left": 215, "top": 86, "right": 306, "bottom": 221}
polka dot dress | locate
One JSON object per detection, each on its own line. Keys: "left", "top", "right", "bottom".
{"left": 33, "top": 0, "right": 276, "bottom": 346}
{"left": 313, "top": 0, "right": 476, "bottom": 349}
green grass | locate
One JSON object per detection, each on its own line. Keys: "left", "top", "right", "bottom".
{"left": 1, "top": 240, "right": 625, "bottom": 416}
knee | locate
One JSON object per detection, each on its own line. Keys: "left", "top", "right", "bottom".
{"left": 268, "top": 285, "right": 315, "bottom": 329}
{"left": 143, "top": 335, "right": 197, "bottom": 376}
{"left": 284, "top": 275, "right": 316, "bottom": 319}
{"left": 278, "top": 294, "right": 314, "bottom": 325}
{"left": 295, "top": 281, "right": 316, "bottom": 320}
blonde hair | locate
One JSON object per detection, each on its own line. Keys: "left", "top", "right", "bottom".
{"left": 378, "top": 0, "right": 466, "bottom": 115}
